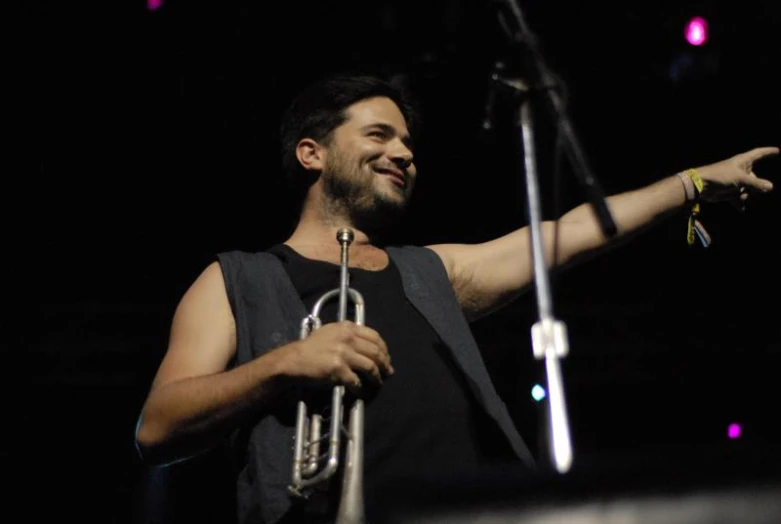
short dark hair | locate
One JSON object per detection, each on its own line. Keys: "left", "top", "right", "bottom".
{"left": 279, "top": 73, "right": 420, "bottom": 193}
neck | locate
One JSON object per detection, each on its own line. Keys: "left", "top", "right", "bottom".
{"left": 285, "top": 190, "right": 374, "bottom": 249}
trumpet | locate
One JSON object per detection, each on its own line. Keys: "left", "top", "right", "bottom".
{"left": 288, "top": 227, "right": 366, "bottom": 524}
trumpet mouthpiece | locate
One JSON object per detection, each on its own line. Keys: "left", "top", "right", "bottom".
{"left": 337, "top": 228, "right": 354, "bottom": 245}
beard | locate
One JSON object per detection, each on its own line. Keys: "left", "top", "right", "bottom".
{"left": 322, "top": 150, "right": 411, "bottom": 232}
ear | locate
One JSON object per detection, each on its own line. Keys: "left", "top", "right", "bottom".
{"left": 295, "top": 138, "right": 325, "bottom": 173}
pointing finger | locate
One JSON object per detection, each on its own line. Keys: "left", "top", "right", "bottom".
{"left": 745, "top": 146, "right": 780, "bottom": 163}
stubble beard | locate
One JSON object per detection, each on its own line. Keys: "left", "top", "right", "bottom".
{"left": 322, "top": 153, "right": 409, "bottom": 232}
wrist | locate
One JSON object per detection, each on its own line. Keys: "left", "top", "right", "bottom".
{"left": 250, "top": 343, "right": 299, "bottom": 392}
{"left": 677, "top": 168, "right": 706, "bottom": 202}
{"left": 269, "top": 341, "right": 305, "bottom": 386}
{"left": 682, "top": 168, "right": 706, "bottom": 200}
{"left": 678, "top": 168, "right": 711, "bottom": 248}
{"left": 677, "top": 171, "right": 696, "bottom": 202}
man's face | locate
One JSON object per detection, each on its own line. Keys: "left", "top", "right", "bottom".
{"left": 321, "top": 96, "right": 416, "bottom": 227}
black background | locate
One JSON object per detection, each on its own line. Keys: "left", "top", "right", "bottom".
{"left": 13, "top": 0, "right": 781, "bottom": 522}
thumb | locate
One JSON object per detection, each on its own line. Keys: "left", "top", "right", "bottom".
{"left": 742, "top": 172, "right": 774, "bottom": 192}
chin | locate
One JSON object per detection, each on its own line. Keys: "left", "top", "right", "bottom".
{"left": 378, "top": 189, "right": 410, "bottom": 212}
{"left": 377, "top": 183, "right": 410, "bottom": 206}
{"left": 354, "top": 196, "right": 407, "bottom": 231}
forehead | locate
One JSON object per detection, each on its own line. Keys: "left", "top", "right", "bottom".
{"left": 341, "top": 96, "right": 409, "bottom": 133}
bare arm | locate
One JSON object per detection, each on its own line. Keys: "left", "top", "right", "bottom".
{"left": 135, "top": 262, "right": 393, "bottom": 466}
{"left": 428, "top": 147, "right": 778, "bottom": 321}
{"left": 134, "top": 262, "right": 287, "bottom": 465}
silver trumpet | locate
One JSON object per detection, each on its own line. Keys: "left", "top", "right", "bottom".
{"left": 288, "top": 227, "right": 366, "bottom": 524}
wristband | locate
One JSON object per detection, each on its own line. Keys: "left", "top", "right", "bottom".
{"left": 682, "top": 168, "right": 710, "bottom": 247}
{"left": 677, "top": 172, "right": 696, "bottom": 201}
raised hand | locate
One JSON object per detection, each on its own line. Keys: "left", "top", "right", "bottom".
{"left": 696, "top": 147, "right": 778, "bottom": 206}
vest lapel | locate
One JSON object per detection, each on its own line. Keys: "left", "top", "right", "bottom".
{"left": 388, "top": 246, "right": 536, "bottom": 469}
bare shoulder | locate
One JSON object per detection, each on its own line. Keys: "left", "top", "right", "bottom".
{"left": 179, "top": 261, "right": 231, "bottom": 308}
{"left": 150, "top": 261, "right": 237, "bottom": 389}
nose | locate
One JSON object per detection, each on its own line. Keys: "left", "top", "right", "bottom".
{"left": 392, "top": 155, "right": 413, "bottom": 170}
{"left": 389, "top": 141, "right": 414, "bottom": 170}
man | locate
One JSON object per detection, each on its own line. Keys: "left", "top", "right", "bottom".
{"left": 134, "top": 74, "right": 777, "bottom": 523}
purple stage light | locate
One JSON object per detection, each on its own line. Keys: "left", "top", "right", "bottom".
{"left": 685, "top": 17, "right": 708, "bottom": 46}
{"left": 727, "top": 423, "right": 742, "bottom": 439}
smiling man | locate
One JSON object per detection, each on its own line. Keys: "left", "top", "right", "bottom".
{"left": 134, "top": 74, "right": 777, "bottom": 524}
{"left": 286, "top": 93, "right": 417, "bottom": 256}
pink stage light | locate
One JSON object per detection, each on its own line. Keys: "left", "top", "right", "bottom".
{"left": 727, "top": 423, "right": 742, "bottom": 439}
{"left": 147, "top": 0, "right": 163, "bottom": 11}
{"left": 685, "top": 17, "right": 708, "bottom": 46}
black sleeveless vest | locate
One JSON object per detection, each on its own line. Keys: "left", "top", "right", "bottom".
{"left": 217, "top": 245, "right": 535, "bottom": 524}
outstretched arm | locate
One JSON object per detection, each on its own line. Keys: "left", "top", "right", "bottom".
{"left": 428, "top": 147, "right": 778, "bottom": 321}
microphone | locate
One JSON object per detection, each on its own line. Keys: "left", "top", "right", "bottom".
{"left": 481, "top": 61, "right": 506, "bottom": 133}
{"left": 481, "top": 61, "right": 531, "bottom": 135}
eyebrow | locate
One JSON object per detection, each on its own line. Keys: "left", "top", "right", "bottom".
{"left": 363, "top": 123, "right": 414, "bottom": 150}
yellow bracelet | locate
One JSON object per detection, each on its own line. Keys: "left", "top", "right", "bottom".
{"left": 683, "top": 168, "right": 710, "bottom": 247}
{"left": 684, "top": 168, "right": 704, "bottom": 195}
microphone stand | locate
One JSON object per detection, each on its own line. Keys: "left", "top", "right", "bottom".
{"left": 496, "top": 0, "right": 617, "bottom": 238}
{"left": 487, "top": 0, "right": 617, "bottom": 474}
{"left": 509, "top": 74, "right": 574, "bottom": 474}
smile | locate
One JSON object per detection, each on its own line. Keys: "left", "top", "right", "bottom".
{"left": 375, "top": 168, "right": 406, "bottom": 188}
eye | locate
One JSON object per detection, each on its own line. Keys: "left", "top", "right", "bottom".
{"left": 368, "top": 130, "right": 386, "bottom": 139}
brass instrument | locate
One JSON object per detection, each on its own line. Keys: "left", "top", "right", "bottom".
{"left": 288, "top": 228, "right": 366, "bottom": 524}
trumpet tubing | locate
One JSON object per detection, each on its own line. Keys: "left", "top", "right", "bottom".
{"left": 288, "top": 228, "right": 367, "bottom": 524}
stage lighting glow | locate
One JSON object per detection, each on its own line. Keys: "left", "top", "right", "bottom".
{"left": 147, "top": 0, "right": 163, "bottom": 11}
{"left": 727, "top": 423, "right": 742, "bottom": 439}
{"left": 685, "top": 17, "right": 708, "bottom": 46}
{"left": 531, "top": 384, "right": 546, "bottom": 402}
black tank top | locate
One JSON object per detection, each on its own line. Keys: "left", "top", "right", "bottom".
{"left": 268, "top": 244, "right": 514, "bottom": 520}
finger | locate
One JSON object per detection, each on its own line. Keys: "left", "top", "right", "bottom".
{"left": 343, "top": 352, "right": 383, "bottom": 385}
{"left": 350, "top": 325, "right": 392, "bottom": 371}
{"left": 324, "top": 356, "right": 363, "bottom": 390}
{"left": 744, "top": 146, "right": 780, "bottom": 163}
{"left": 329, "top": 322, "right": 392, "bottom": 374}
{"left": 751, "top": 170, "right": 773, "bottom": 190}
{"left": 349, "top": 336, "right": 394, "bottom": 376}
{"left": 342, "top": 372, "right": 363, "bottom": 395}
{"left": 741, "top": 173, "right": 773, "bottom": 192}
{"left": 353, "top": 324, "right": 388, "bottom": 351}
{"left": 324, "top": 353, "right": 361, "bottom": 385}
{"left": 331, "top": 322, "right": 388, "bottom": 356}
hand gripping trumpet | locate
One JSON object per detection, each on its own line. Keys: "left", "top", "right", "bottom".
{"left": 288, "top": 227, "right": 367, "bottom": 524}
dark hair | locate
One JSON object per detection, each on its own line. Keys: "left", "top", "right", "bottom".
{"left": 279, "top": 73, "right": 420, "bottom": 194}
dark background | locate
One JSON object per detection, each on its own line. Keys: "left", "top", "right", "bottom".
{"left": 14, "top": 0, "right": 781, "bottom": 522}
